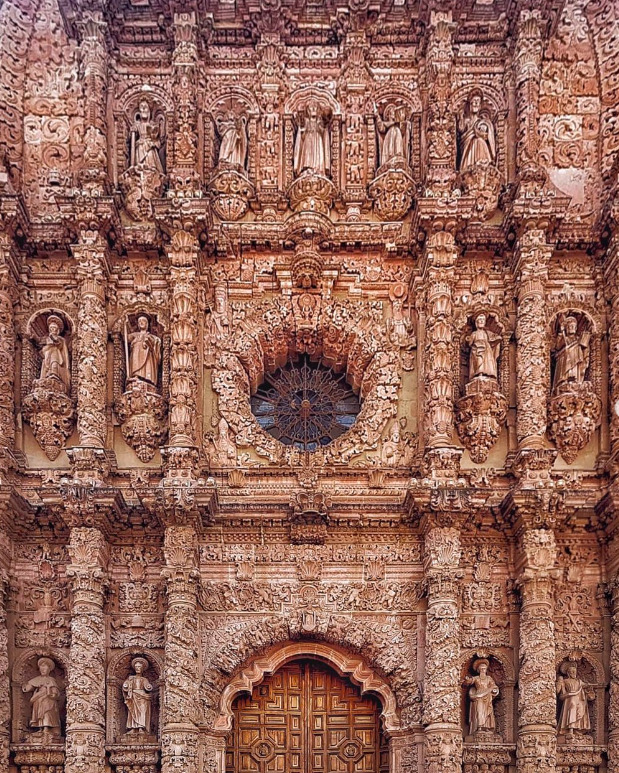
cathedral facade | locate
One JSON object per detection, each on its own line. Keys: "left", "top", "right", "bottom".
{"left": 0, "top": 1, "right": 619, "bottom": 773}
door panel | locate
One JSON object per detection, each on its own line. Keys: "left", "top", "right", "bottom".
{"left": 227, "top": 660, "right": 384, "bottom": 773}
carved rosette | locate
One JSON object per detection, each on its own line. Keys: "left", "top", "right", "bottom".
{"left": 368, "top": 166, "right": 415, "bottom": 221}
{"left": 22, "top": 382, "right": 76, "bottom": 460}
{"left": 460, "top": 161, "right": 501, "bottom": 218}
{"left": 288, "top": 171, "right": 335, "bottom": 215}
{"left": 116, "top": 379, "right": 167, "bottom": 462}
{"left": 208, "top": 168, "right": 254, "bottom": 221}
{"left": 455, "top": 378, "right": 507, "bottom": 463}
{"left": 65, "top": 527, "right": 109, "bottom": 773}
{"left": 547, "top": 381, "right": 601, "bottom": 464}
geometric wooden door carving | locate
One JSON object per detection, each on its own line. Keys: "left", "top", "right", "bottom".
{"left": 226, "top": 660, "right": 386, "bottom": 773}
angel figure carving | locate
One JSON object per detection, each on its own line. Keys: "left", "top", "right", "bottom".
{"left": 293, "top": 101, "right": 331, "bottom": 177}
{"left": 123, "top": 657, "right": 154, "bottom": 734}
{"left": 458, "top": 91, "right": 496, "bottom": 172}
{"left": 129, "top": 99, "right": 165, "bottom": 175}
{"left": 216, "top": 110, "right": 248, "bottom": 168}
{"left": 376, "top": 104, "right": 410, "bottom": 168}
{"left": 464, "top": 658, "right": 499, "bottom": 735}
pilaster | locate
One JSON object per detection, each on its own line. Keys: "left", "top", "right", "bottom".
{"left": 422, "top": 523, "right": 462, "bottom": 773}
{"left": 65, "top": 524, "right": 109, "bottom": 773}
{"left": 0, "top": 231, "right": 17, "bottom": 454}
{"left": 605, "top": 229, "right": 619, "bottom": 469}
{"left": 170, "top": 12, "right": 200, "bottom": 194}
{"left": 609, "top": 577, "right": 619, "bottom": 773}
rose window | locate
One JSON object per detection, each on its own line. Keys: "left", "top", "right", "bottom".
{"left": 250, "top": 356, "right": 360, "bottom": 451}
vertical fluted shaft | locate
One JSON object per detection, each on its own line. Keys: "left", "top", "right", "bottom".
{"left": 422, "top": 526, "right": 462, "bottom": 773}
{"left": 65, "top": 526, "right": 108, "bottom": 773}
{"left": 161, "top": 524, "right": 200, "bottom": 773}
{"left": 516, "top": 528, "right": 557, "bottom": 773}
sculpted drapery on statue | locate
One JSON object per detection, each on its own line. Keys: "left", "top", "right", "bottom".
{"left": 466, "top": 313, "right": 500, "bottom": 381}
{"left": 376, "top": 104, "right": 411, "bottom": 168}
{"left": 38, "top": 315, "right": 71, "bottom": 394}
{"left": 125, "top": 315, "right": 162, "bottom": 387}
{"left": 458, "top": 90, "right": 496, "bottom": 172}
{"left": 130, "top": 99, "right": 165, "bottom": 175}
{"left": 22, "top": 657, "right": 62, "bottom": 736}
{"left": 556, "top": 662, "right": 594, "bottom": 737}
{"left": 123, "top": 657, "right": 154, "bottom": 734}
{"left": 216, "top": 111, "right": 248, "bottom": 169}
{"left": 465, "top": 658, "right": 499, "bottom": 735}
{"left": 552, "top": 315, "right": 590, "bottom": 393}
{"left": 293, "top": 101, "right": 331, "bottom": 177}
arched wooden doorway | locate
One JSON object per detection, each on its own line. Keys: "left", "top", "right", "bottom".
{"left": 226, "top": 658, "right": 388, "bottom": 773}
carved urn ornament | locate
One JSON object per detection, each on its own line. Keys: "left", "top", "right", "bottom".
{"left": 547, "top": 313, "right": 601, "bottom": 463}
{"left": 22, "top": 313, "right": 76, "bottom": 460}
{"left": 115, "top": 314, "right": 168, "bottom": 462}
{"left": 457, "top": 90, "right": 501, "bottom": 217}
{"left": 369, "top": 102, "right": 416, "bottom": 220}
{"left": 455, "top": 312, "right": 507, "bottom": 462}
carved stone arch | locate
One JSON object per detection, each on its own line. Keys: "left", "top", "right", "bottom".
{"left": 459, "top": 647, "right": 515, "bottom": 743}
{"left": 204, "top": 86, "right": 260, "bottom": 116}
{"left": 284, "top": 86, "right": 341, "bottom": 117}
{"left": 11, "top": 646, "right": 69, "bottom": 743}
{"left": 106, "top": 647, "right": 163, "bottom": 743}
{"left": 372, "top": 85, "right": 422, "bottom": 115}
{"left": 116, "top": 85, "right": 175, "bottom": 119}
{"left": 215, "top": 641, "right": 400, "bottom": 735}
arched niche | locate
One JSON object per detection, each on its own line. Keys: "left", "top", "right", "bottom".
{"left": 555, "top": 651, "right": 606, "bottom": 746}
{"left": 459, "top": 649, "right": 515, "bottom": 745}
{"left": 11, "top": 648, "right": 68, "bottom": 744}
{"left": 106, "top": 648, "right": 163, "bottom": 744}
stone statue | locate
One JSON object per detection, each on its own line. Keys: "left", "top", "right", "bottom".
{"left": 293, "top": 101, "right": 331, "bottom": 177}
{"left": 125, "top": 315, "right": 162, "bottom": 387}
{"left": 553, "top": 315, "right": 590, "bottom": 392}
{"left": 129, "top": 99, "right": 165, "bottom": 175}
{"left": 37, "top": 315, "right": 71, "bottom": 394}
{"left": 376, "top": 104, "right": 410, "bottom": 168}
{"left": 123, "top": 657, "right": 154, "bottom": 734}
{"left": 556, "top": 662, "right": 594, "bottom": 736}
{"left": 459, "top": 91, "right": 496, "bottom": 172}
{"left": 216, "top": 111, "right": 248, "bottom": 168}
{"left": 466, "top": 313, "right": 500, "bottom": 381}
{"left": 22, "top": 657, "right": 62, "bottom": 736}
{"left": 464, "top": 658, "right": 499, "bottom": 735}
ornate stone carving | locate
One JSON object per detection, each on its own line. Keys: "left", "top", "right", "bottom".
{"left": 464, "top": 658, "right": 500, "bottom": 738}
{"left": 556, "top": 659, "right": 595, "bottom": 740}
{"left": 123, "top": 657, "right": 154, "bottom": 737}
{"left": 22, "top": 313, "right": 76, "bottom": 460}
{"left": 458, "top": 90, "right": 501, "bottom": 216}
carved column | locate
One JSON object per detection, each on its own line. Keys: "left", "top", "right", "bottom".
{"left": 422, "top": 524, "right": 462, "bottom": 773}
{"left": 65, "top": 525, "right": 109, "bottom": 773}
{"left": 512, "top": 10, "right": 544, "bottom": 176}
{"left": 609, "top": 576, "right": 619, "bottom": 773}
{"left": 72, "top": 234, "right": 109, "bottom": 455}
{"left": 514, "top": 229, "right": 552, "bottom": 454}
{"left": 0, "top": 540, "right": 9, "bottom": 772}
{"left": 0, "top": 231, "right": 17, "bottom": 455}
{"left": 170, "top": 12, "right": 199, "bottom": 193}
{"left": 167, "top": 230, "right": 199, "bottom": 453}
{"left": 424, "top": 13, "right": 456, "bottom": 195}
{"left": 606, "top": 230, "right": 619, "bottom": 468}
{"left": 515, "top": 528, "right": 558, "bottom": 773}
{"left": 76, "top": 11, "right": 109, "bottom": 191}
{"left": 161, "top": 522, "right": 200, "bottom": 773}
{"left": 421, "top": 230, "right": 458, "bottom": 453}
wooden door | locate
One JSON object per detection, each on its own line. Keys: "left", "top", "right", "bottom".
{"left": 226, "top": 660, "right": 385, "bottom": 773}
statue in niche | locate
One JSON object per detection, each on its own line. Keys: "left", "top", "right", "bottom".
{"left": 129, "top": 99, "right": 165, "bottom": 175}
{"left": 123, "top": 657, "right": 154, "bottom": 734}
{"left": 552, "top": 315, "right": 590, "bottom": 393}
{"left": 293, "top": 101, "right": 331, "bottom": 178}
{"left": 464, "top": 658, "right": 499, "bottom": 735}
{"left": 458, "top": 90, "right": 496, "bottom": 172}
{"left": 216, "top": 111, "right": 248, "bottom": 169}
{"left": 37, "top": 315, "right": 71, "bottom": 394}
{"left": 376, "top": 104, "right": 410, "bottom": 168}
{"left": 22, "top": 657, "right": 62, "bottom": 737}
{"left": 465, "top": 313, "right": 500, "bottom": 381}
{"left": 124, "top": 315, "right": 162, "bottom": 388}
{"left": 556, "top": 661, "right": 594, "bottom": 737}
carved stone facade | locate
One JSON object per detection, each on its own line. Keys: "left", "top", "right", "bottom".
{"left": 0, "top": 2, "right": 618, "bottom": 773}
